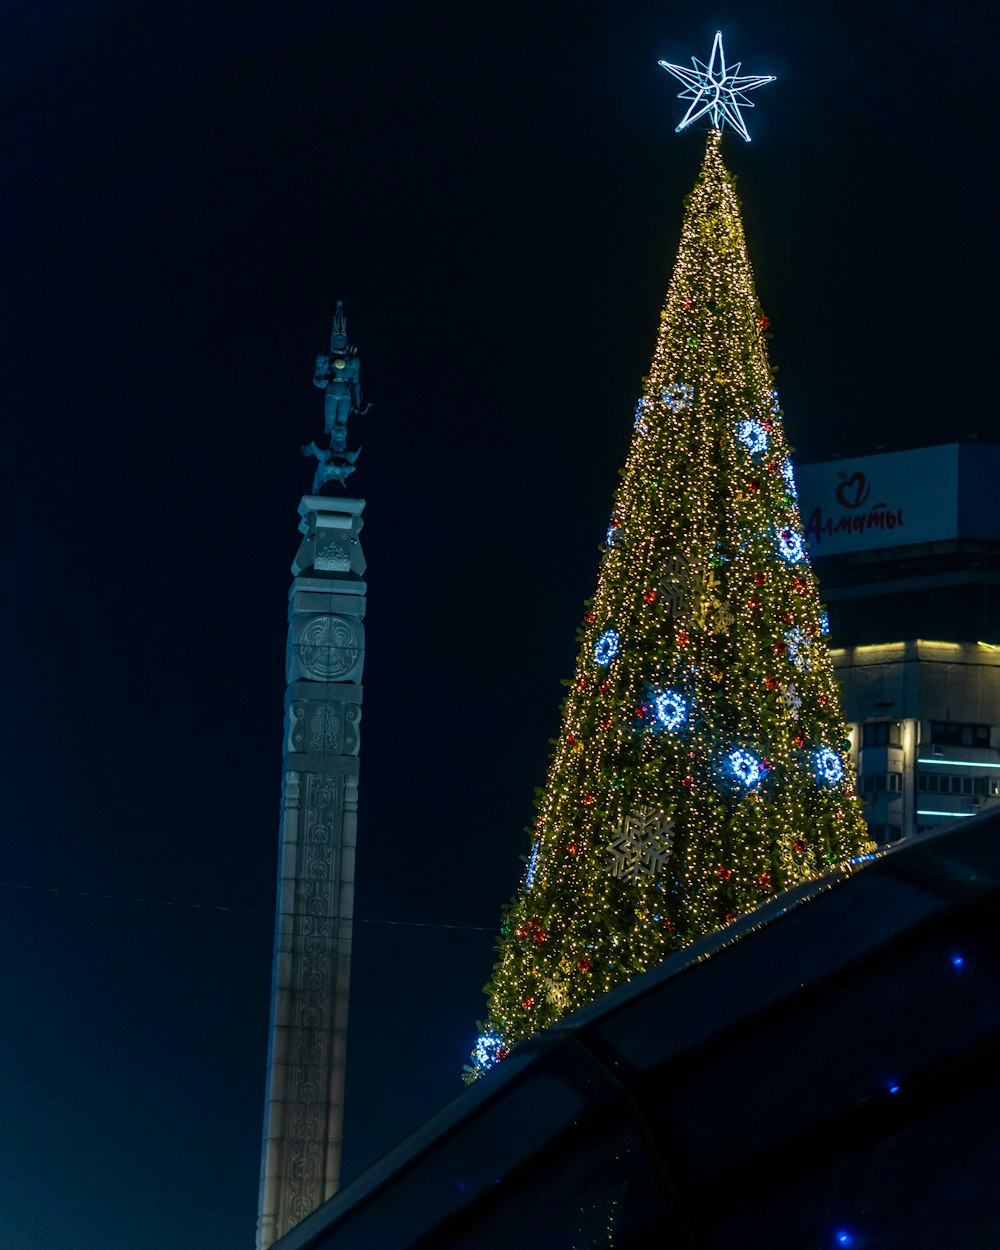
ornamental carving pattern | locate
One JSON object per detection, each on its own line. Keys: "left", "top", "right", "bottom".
{"left": 309, "top": 703, "right": 340, "bottom": 753}
{"left": 315, "top": 533, "right": 351, "bottom": 573}
{"left": 288, "top": 614, "right": 362, "bottom": 683}
{"left": 287, "top": 700, "right": 361, "bottom": 757}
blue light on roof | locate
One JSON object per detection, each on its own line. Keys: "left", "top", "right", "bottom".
{"left": 916, "top": 757, "right": 1000, "bottom": 769}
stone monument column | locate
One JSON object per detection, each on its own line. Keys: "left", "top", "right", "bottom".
{"left": 257, "top": 309, "right": 369, "bottom": 1249}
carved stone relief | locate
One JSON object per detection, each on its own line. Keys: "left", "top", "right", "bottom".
{"left": 287, "top": 699, "right": 362, "bottom": 757}
{"left": 314, "top": 533, "right": 351, "bottom": 572}
{"left": 287, "top": 614, "right": 363, "bottom": 684}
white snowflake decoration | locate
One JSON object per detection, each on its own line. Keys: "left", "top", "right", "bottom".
{"left": 784, "top": 627, "right": 811, "bottom": 671}
{"left": 782, "top": 682, "right": 803, "bottom": 719}
{"left": 544, "top": 975, "right": 570, "bottom": 1010}
{"left": 660, "top": 552, "right": 690, "bottom": 612}
{"left": 608, "top": 808, "right": 675, "bottom": 883}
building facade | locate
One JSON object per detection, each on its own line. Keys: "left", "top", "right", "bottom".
{"left": 798, "top": 444, "right": 1000, "bottom": 842}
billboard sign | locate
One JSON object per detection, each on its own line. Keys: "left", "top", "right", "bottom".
{"left": 795, "top": 446, "right": 959, "bottom": 556}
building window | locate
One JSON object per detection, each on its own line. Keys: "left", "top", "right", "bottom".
{"left": 929, "top": 722, "right": 991, "bottom": 748}
{"left": 917, "top": 772, "right": 990, "bottom": 796}
{"left": 861, "top": 773, "right": 902, "bottom": 794}
{"left": 862, "top": 721, "right": 901, "bottom": 747}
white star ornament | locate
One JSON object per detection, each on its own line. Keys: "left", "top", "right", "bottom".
{"left": 658, "top": 31, "right": 775, "bottom": 143}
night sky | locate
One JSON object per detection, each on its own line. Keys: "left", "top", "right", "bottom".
{"left": 3, "top": 2, "right": 998, "bottom": 1247}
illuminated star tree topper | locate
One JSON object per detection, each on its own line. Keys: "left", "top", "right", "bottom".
{"left": 658, "top": 31, "right": 775, "bottom": 142}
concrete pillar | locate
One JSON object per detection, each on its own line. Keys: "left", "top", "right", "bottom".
{"left": 256, "top": 496, "right": 366, "bottom": 1249}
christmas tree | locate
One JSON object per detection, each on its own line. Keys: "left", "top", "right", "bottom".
{"left": 466, "top": 37, "right": 872, "bottom": 1081}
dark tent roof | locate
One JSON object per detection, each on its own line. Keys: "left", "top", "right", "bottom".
{"left": 276, "top": 810, "right": 1000, "bottom": 1250}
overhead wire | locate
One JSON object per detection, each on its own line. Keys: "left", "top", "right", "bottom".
{"left": 0, "top": 878, "right": 496, "bottom": 936}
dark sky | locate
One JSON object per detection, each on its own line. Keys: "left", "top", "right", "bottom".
{"left": 3, "top": 2, "right": 998, "bottom": 1246}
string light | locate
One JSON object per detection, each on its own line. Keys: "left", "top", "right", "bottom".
{"left": 525, "top": 841, "right": 540, "bottom": 890}
{"left": 781, "top": 456, "right": 798, "bottom": 500}
{"left": 467, "top": 127, "right": 870, "bottom": 1083}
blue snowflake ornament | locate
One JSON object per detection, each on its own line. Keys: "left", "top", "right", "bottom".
{"left": 662, "top": 382, "right": 694, "bottom": 412}
{"left": 737, "top": 418, "right": 768, "bottom": 455}
{"left": 776, "top": 526, "right": 807, "bottom": 563}
{"left": 728, "top": 747, "right": 765, "bottom": 788}
{"left": 471, "top": 1031, "right": 507, "bottom": 1075}
{"left": 594, "top": 629, "right": 620, "bottom": 667}
{"left": 652, "top": 688, "right": 688, "bottom": 731}
{"left": 814, "top": 747, "right": 845, "bottom": 785}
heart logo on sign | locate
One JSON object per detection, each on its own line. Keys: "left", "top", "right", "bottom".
{"left": 835, "top": 471, "right": 870, "bottom": 510}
